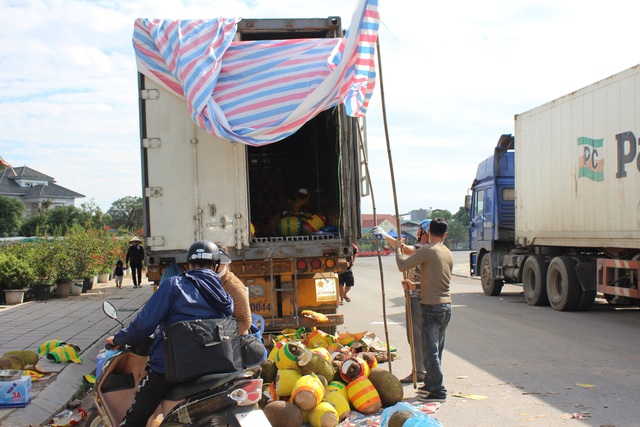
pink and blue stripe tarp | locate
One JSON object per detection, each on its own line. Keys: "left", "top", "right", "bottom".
{"left": 132, "top": 0, "right": 379, "bottom": 146}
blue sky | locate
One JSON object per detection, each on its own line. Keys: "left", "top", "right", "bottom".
{"left": 1, "top": 0, "right": 638, "bottom": 216}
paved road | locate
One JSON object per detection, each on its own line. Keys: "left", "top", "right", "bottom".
{"left": 342, "top": 253, "right": 640, "bottom": 427}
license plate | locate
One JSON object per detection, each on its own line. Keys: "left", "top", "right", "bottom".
{"left": 236, "top": 409, "right": 271, "bottom": 427}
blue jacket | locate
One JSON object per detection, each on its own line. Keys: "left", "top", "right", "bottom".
{"left": 113, "top": 268, "right": 234, "bottom": 373}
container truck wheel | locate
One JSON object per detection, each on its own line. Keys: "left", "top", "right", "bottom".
{"left": 480, "top": 255, "right": 503, "bottom": 296}
{"left": 546, "top": 256, "right": 580, "bottom": 311}
{"left": 522, "top": 255, "right": 549, "bottom": 306}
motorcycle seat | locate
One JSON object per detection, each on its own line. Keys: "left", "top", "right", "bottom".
{"left": 166, "top": 370, "right": 248, "bottom": 401}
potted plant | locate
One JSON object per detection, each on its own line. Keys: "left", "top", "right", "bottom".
{"left": 53, "top": 241, "right": 73, "bottom": 298}
{"left": 0, "top": 253, "right": 36, "bottom": 305}
{"left": 63, "top": 225, "right": 97, "bottom": 294}
{"left": 96, "top": 254, "right": 111, "bottom": 284}
{"left": 25, "top": 240, "right": 56, "bottom": 301}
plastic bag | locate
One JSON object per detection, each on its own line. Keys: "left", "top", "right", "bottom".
{"left": 380, "top": 402, "right": 443, "bottom": 427}
{"left": 50, "top": 408, "right": 87, "bottom": 426}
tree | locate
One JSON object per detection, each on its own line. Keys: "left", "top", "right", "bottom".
{"left": 427, "top": 207, "right": 470, "bottom": 249}
{"left": 446, "top": 207, "right": 471, "bottom": 249}
{"left": 107, "top": 196, "right": 143, "bottom": 231}
{"left": 429, "top": 209, "right": 452, "bottom": 222}
{"left": 0, "top": 196, "right": 23, "bottom": 237}
{"left": 80, "top": 198, "right": 108, "bottom": 229}
{"left": 20, "top": 199, "right": 113, "bottom": 236}
{"left": 20, "top": 214, "right": 49, "bottom": 237}
{"left": 48, "top": 206, "right": 82, "bottom": 234}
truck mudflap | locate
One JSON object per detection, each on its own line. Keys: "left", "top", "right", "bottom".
{"left": 575, "top": 262, "right": 597, "bottom": 292}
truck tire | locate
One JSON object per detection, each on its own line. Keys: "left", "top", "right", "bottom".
{"left": 522, "top": 255, "right": 549, "bottom": 306}
{"left": 480, "top": 255, "right": 503, "bottom": 296}
{"left": 546, "top": 256, "right": 580, "bottom": 311}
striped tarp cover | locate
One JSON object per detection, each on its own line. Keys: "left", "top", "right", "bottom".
{"left": 132, "top": 0, "right": 379, "bottom": 146}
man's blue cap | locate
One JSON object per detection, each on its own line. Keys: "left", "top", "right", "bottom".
{"left": 420, "top": 219, "right": 432, "bottom": 232}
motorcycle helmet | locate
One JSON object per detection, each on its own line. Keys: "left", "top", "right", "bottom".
{"left": 187, "top": 240, "right": 221, "bottom": 267}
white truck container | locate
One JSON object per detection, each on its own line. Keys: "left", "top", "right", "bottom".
{"left": 469, "top": 64, "right": 640, "bottom": 311}
{"left": 515, "top": 65, "right": 640, "bottom": 250}
{"left": 138, "top": 17, "right": 366, "bottom": 332}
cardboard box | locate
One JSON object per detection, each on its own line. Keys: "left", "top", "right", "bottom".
{"left": 0, "top": 376, "right": 32, "bottom": 408}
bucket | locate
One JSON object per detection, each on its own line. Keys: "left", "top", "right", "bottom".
{"left": 56, "top": 282, "right": 70, "bottom": 298}
{"left": 276, "top": 216, "right": 302, "bottom": 236}
{"left": 3, "top": 290, "right": 24, "bottom": 305}
{"left": 70, "top": 281, "right": 83, "bottom": 296}
{"left": 82, "top": 276, "right": 96, "bottom": 293}
{"left": 33, "top": 284, "right": 51, "bottom": 301}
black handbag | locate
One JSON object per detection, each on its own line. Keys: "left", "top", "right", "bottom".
{"left": 163, "top": 317, "right": 242, "bottom": 383}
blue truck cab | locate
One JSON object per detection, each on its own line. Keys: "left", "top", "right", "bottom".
{"left": 469, "top": 134, "right": 516, "bottom": 278}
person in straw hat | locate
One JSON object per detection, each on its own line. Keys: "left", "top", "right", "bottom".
{"left": 125, "top": 236, "right": 145, "bottom": 288}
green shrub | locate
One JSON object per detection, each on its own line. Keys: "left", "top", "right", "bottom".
{"left": 22, "top": 240, "right": 57, "bottom": 284}
{"left": 0, "top": 226, "right": 129, "bottom": 287}
{"left": 0, "top": 253, "right": 36, "bottom": 290}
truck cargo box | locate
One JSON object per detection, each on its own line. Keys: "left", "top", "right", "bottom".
{"left": 135, "top": 10, "right": 380, "bottom": 331}
{"left": 515, "top": 65, "right": 640, "bottom": 250}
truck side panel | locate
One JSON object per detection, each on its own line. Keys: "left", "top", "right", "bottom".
{"left": 515, "top": 65, "right": 640, "bottom": 249}
{"left": 141, "top": 76, "right": 249, "bottom": 254}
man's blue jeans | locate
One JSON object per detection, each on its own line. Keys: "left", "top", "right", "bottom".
{"left": 421, "top": 303, "right": 452, "bottom": 394}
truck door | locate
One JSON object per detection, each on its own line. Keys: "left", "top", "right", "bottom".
{"left": 140, "top": 75, "right": 249, "bottom": 254}
{"left": 470, "top": 187, "right": 485, "bottom": 248}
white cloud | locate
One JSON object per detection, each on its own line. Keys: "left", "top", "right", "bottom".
{"left": 1, "top": 0, "right": 639, "bottom": 218}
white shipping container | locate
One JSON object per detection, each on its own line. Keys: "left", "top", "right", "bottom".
{"left": 515, "top": 64, "right": 640, "bottom": 249}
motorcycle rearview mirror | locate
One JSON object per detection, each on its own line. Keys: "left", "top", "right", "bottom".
{"left": 102, "top": 301, "right": 125, "bottom": 328}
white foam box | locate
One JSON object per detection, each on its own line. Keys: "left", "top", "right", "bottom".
{"left": 0, "top": 376, "right": 32, "bottom": 408}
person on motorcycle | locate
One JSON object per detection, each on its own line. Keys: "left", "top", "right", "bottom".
{"left": 216, "top": 243, "right": 252, "bottom": 335}
{"left": 105, "top": 240, "right": 237, "bottom": 426}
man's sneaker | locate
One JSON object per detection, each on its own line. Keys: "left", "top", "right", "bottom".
{"left": 418, "top": 393, "right": 447, "bottom": 402}
{"left": 418, "top": 392, "right": 447, "bottom": 402}
{"left": 416, "top": 385, "right": 447, "bottom": 401}
{"left": 416, "top": 385, "right": 430, "bottom": 396}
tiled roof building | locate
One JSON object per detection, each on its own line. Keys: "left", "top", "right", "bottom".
{"left": 0, "top": 166, "right": 84, "bottom": 216}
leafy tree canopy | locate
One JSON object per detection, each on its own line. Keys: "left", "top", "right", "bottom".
{"left": 107, "top": 196, "right": 143, "bottom": 232}
{"left": 0, "top": 196, "right": 24, "bottom": 237}
{"left": 428, "top": 207, "right": 470, "bottom": 249}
